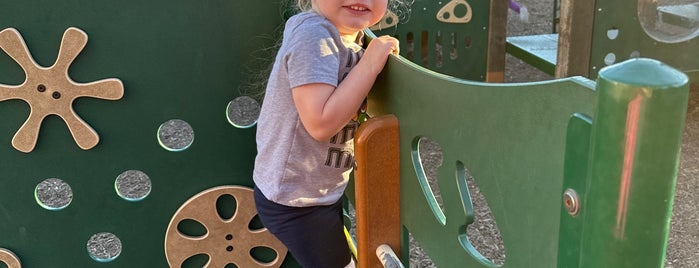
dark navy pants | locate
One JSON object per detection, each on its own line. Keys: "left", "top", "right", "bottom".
{"left": 254, "top": 186, "right": 351, "bottom": 268}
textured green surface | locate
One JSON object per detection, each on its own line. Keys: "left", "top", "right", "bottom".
{"left": 0, "top": 1, "right": 294, "bottom": 267}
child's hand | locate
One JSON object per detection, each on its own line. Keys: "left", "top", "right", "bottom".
{"left": 361, "top": 35, "right": 399, "bottom": 75}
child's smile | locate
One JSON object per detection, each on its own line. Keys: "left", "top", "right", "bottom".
{"left": 344, "top": 4, "right": 370, "bottom": 14}
{"left": 313, "top": 0, "right": 388, "bottom": 37}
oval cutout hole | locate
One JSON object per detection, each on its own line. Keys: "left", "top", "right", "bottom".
{"left": 182, "top": 254, "right": 209, "bottom": 267}
{"left": 250, "top": 246, "right": 279, "bottom": 264}
{"left": 216, "top": 194, "right": 237, "bottom": 221}
{"left": 177, "top": 219, "right": 207, "bottom": 238}
{"left": 453, "top": 3, "right": 469, "bottom": 18}
{"left": 411, "top": 136, "right": 446, "bottom": 225}
{"left": 248, "top": 214, "right": 265, "bottom": 231}
{"left": 456, "top": 161, "right": 506, "bottom": 266}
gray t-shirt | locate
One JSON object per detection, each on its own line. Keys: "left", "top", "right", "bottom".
{"left": 253, "top": 11, "right": 365, "bottom": 207}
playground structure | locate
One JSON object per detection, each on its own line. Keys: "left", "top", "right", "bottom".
{"left": 0, "top": 0, "right": 697, "bottom": 268}
{"left": 506, "top": 0, "right": 699, "bottom": 79}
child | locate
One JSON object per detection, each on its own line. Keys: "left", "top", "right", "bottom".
{"left": 252, "top": 0, "right": 401, "bottom": 267}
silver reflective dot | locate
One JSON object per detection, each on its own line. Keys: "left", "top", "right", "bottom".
{"left": 158, "top": 119, "right": 194, "bottom": 151}
{"left": 35, "top": 178, "right": 73, "bottom": 210}
{"left": 87, "top": 232, "right": 122, "bottom": 262}
{"left": 226, "top": 96, "right": 260, "bottom": 128}
{"left": 115, "top": 170, "right": 152, "bottom": 202}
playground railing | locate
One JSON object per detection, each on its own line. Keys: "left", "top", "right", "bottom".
{"left": 353, "top": 56, "right": 689, "bottom": 267}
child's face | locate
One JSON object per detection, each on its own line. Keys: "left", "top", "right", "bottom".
{"left": 312, "top": 0, "right": 388, "bottom": 36}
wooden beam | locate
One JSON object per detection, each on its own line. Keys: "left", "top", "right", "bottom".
{"left": 486, "top": 0, "right": 508, "bottom": 82}
{"left": 555, "top": 0, "right": 596, "bottom": 78}
{"left": 354, "top": 114, "right": 401, "bottom": 268}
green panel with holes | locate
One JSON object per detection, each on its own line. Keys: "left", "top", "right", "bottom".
{"left": 369, "top": 57, "right": 596, "bottom": 266}
{"left": 372, "top": 0, "right": 490, "bottom": 81}
{"left": 367, "top": 57, "right": 687, "bottom": 267}
{"left": 0, "top": 0, "right": 299, "bottom": 267}
{"left": 588, "top": 1, "right": 699, "bottom": 79}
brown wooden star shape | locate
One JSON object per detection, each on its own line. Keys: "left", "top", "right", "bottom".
{"left": 0, "top": 27, "right": 124, "bottom": 153}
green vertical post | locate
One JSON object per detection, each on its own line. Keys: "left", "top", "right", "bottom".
{"left": 579, "top": 58, "right": 689, "bottom": 267}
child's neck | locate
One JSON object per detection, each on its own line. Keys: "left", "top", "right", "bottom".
{"left": 340, "top": 32, "right": 360, "bottom": 43}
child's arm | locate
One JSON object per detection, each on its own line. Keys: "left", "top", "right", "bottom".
{"left": 292, "top": 35, "right": 399, "bottom": 142}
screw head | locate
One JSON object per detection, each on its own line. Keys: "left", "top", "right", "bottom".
{"left": 563, "top": 189, "right": 580, "bottom": 216}
{"left": 37, "top": 84, "right": 46, "bottom": 92}
{"left": 52, "top": 91, "right": 61, "bottom": 99}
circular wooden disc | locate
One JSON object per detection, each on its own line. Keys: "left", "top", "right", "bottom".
{"left": 0, "top": 248, "right": 21, "bottom": 268}
{"left": 165, "top": 186, "right": 287, "bottom": 267}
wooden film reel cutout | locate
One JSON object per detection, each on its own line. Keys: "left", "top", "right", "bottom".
{"left": 0, "top": 248, "right": 21, "bottom": 268}
{"left": 165, "top": 186, "right": 287, "bottom": 267}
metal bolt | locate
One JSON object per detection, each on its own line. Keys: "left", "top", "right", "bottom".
{"left": 52, "top": 91, "right": 61, "bottom": 99}
{"left": 563, "top": 189, "right": 580, "bottom": 216}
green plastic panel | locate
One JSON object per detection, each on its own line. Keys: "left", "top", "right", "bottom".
{"left": 577, "top": 59, "right": 688, "bottom": 267}
{"left": 368, "top": 57, "right": 597, "bottom": 266}
{"left": 0, "top": 1, "right": 300, "bottom": 267}
{"left": 588, "top": 1, "right": 699, "bottom": 79}
{"left": 367, "top": 57, "right": 687, "bottom": 267}
{"left": 372, "top": 0, "right": 491, "bottom": 81}
{"left": 557, "top": 59, "right": 689, "bottom": 267}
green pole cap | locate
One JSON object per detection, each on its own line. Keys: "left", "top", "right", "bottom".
{"left": 598, "top": 58, "right": 688, "bottom": 88}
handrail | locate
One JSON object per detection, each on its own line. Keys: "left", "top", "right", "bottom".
{"left": 376, "top": 244, "right": 405, "bottom": 268}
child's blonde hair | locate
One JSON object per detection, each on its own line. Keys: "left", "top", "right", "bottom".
{"left": 295, "top": 0, "right": 313, "bottom": 11}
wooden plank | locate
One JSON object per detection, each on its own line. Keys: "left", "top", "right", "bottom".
{"left": 555, "top": 0, "right": 596, "bottom": 78}
{"left": 354, "top": 115, "right": 401, "bottom": 268}
{"left": 486, "top": 0, "right": 508, "bottom": 82}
